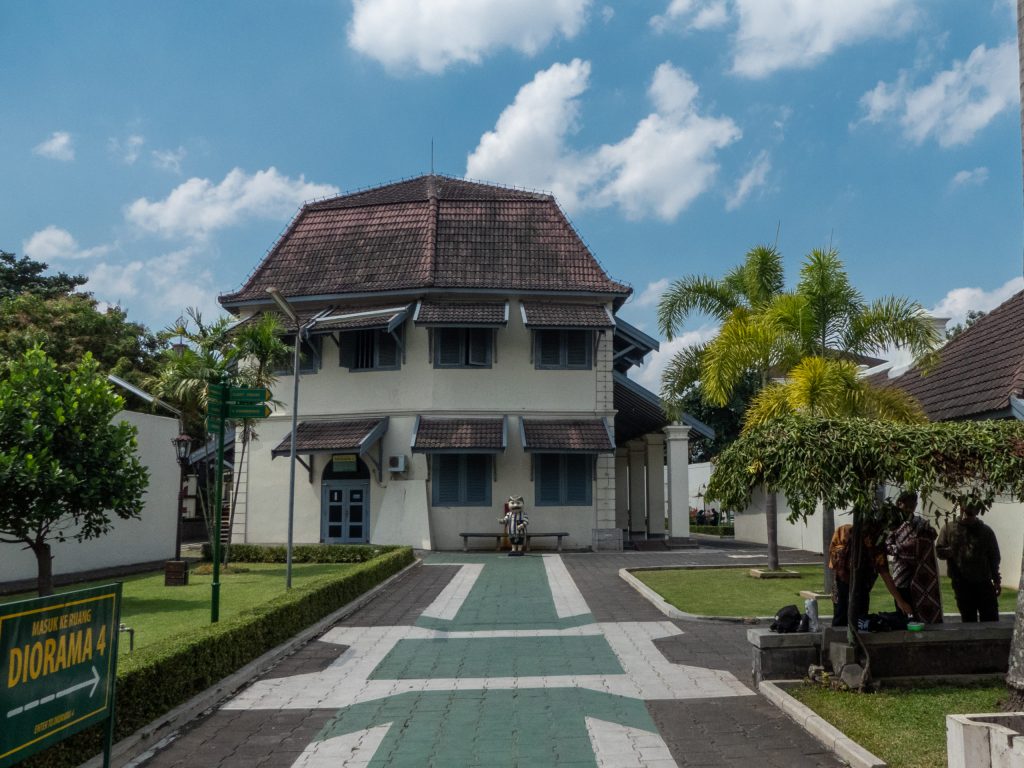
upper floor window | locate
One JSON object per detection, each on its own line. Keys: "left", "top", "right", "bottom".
{"left": 432, "top": 454, "right": 492, "bottom": 506}
{"left": 534, "top": 329, "right": 591, "bottom": 370}
{"left": 434, "top": 328, "right": 493, "bottom": 368}
{"left": 274, "top": 335, "right": 322, "bottom": 375}
{"left": 340, "top": 328, "right": 402, "bottom": 371}
{"left": 534, "top": 453, "right": 592, "bottom": 506}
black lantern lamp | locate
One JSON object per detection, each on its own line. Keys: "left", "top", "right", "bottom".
{"left": 166, "top": 434, "right": 192, "bottom": 586}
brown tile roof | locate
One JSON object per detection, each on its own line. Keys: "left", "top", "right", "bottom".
{"left": 220, "top": 175, "right": 630, "bottom": 305}
{"left": 313, "top": 306, "right": 409, "bottom": 332}
{"left": 271, "top": 418, "right": 387, "bottom": 456}
{"left": 412, "top": 417, "right": 507, "bottom": 452}
{"left": 521, "top": 302, "right": 614, "bottom": 328}
{"left": 885, "top": 290, "right": 1024, "bottom": 421}
{"left": 414, "top": 300, "right": 508, "bottom": 326}
{"left": 520, "top": 419, "right": 614, "bottom": 452}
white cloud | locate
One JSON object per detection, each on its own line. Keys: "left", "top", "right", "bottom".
{"left": 466, "top": 60, "right": 740, "bottom": 220}
{"left": 348, "top": 0, "right": 590, "bottom": 74}
{"left": 22, "top": 226, "right": 110, "bottom": 262}
{"left": 858, "top": 41, "right": 1017, "bottom": 146}
{"left": 726, "top": 150, "right": 771, "bottom": 210}
{"left": 930, "top": 276, "right": 1024, "bottom": 329}
{"left": 152, "top": 146, "right": 187, "bottom": 173}
{"left": 730, "top": 0, "right": 917, "bottom": 78}
{"left": 949, "top": 166, "right": 989, "bottom": 189}
{"left": 33, "top": 131, "right": 75, "bottom": 161}
{"left": 651, "top": 0, "right": 729, "bottom": 32}
{"left": 600, "top": 6, "right": 614, "bottom": 23}
{"left": 630, "top": 323, "right": 719, "bottom": 391}
{"left": 635, "top": 278, "right": 671, "bottom": 308}
{"left": 86, "top": 247, "right": 222, "bottom": 323}
{"left": 125, "top": 167, "right": 339, "bottom": 240}
{"left": 109, "top": 134, "right": 145, "bottom": 165}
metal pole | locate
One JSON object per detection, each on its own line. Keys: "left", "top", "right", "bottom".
{"left": 286, "top": 331, "right": 301, "bottom": 590}
{"left": 212, "top": 382, "right": 226, "bottom": 622}
{"left": 175, "top": 461, "right": 185, "bottom": 560}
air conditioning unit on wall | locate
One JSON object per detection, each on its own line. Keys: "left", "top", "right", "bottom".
{"left": 388, "top": 454, "right": 407, "bottom": 472}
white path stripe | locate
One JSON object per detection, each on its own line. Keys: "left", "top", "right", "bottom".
{"left": 543, "top": 554, "right": 590, "bottom": 618}
{"left": 224, "top": 621, "right": 753, "bottom": 711}
{"left": 419, "top": 563, "right": 483, "bottom": 621}
{"left": 290, "top": 723, "right": 391, "bottom": 767}
{"left": 585, "top": 717, "right": 677, "bottom": 768}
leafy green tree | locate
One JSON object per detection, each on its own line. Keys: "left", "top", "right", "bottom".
{"left": 0, "top": 348, "right": 149, "bottom": 595}
{"left": 658, "top": 245, "right": 793, "bottom": 568}
{"left": 0, "top": 250, "right": 86, "bottom": 298}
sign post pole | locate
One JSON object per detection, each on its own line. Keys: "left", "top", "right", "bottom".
{"left": 101, "top": 584, "right": 123, "bottom": 768}
{"left": 211, "top": 378, "right": 226, "bottom": 624}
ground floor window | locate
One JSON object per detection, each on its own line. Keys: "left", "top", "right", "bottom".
{"left": 535, "top": 453, "right": 592, "bottom": 506}
{"left": 432, "top": 454, "right": 492, "bottom": 506}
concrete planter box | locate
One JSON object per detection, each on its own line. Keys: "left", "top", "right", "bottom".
{"left": 947, "top": 713, "right": 1024, "bottom": 768}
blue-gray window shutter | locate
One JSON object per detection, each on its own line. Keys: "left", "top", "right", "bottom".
{"left": 536, "top": 454, "right": 561, "bottom": 504}
{"left": 376, "top": 330, "right": 398, "bottom": 368}
{"left": 464, "top": 454, "right": 490, "bottom": 505}
{"left": 565, "top": 330, "right": 589, "bottom": 368}
{"left": 339, "top": 332, "right": 356, "bottom": 369}
{"left": 467, "top": 329, "right": 491, "bottom": 366}
{"left": 537, "top": 330, "right": 561, "bottom": 367}
{"left": 434, "top": 455, "right": 461, "bottom": 505}
{"left": 437, "top": 328, "right": 463, "bottom": 366}
{"left": 564, "top": 454, "right": 591, "bottom": 504}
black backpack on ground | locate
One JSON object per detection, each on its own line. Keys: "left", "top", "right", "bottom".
{"left": 770, "top": 604, "right": 803, "bottom": 633}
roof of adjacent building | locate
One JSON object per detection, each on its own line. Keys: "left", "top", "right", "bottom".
{"left": 220, "top": 175, "right": 630, "bottom": 307}
{"left": 411, "top": 417, "right": 507, "bottom": 452}
{"left": 520, "top": 419, "right": 615, "bottom": 453}
{"left": 271, "top": 418, "right": 388, "bottom": 457}
{"left": 885, "top": 290, "right": 1024, "bottom": 421}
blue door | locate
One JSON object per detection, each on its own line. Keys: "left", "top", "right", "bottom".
{"left": 321, "top": 481, "right": 370, "bottom": 543}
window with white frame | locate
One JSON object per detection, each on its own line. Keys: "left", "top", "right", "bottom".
{"left": 432, "top": 454, "right": 492, "bottom": 506}
{"left": 434, "top": 327, "right": 493, "bottom": 368}
{"left": 534, "top": 329, "right": 591, "bottom": 369}
{"left": 534, "top": 453, "right": 592, "bottom": 506}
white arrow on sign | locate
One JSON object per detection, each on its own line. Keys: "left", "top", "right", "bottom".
{"left": 6, "top": 666, "right": 101, "bottom": 720}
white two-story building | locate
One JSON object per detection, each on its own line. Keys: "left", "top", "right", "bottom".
{"left": 219, "top": 175, "right": 707, "bottom": 551}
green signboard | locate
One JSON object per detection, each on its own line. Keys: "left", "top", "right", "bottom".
{"left": 0, "top": 584, "right": 122, "bottom": 767}
{"left": 226, "top": 403, "right": 272, "bottom": 419}
{"left": 225, "top": 387, "right": 272, "bottom": 404}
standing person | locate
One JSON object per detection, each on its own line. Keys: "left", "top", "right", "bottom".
{"left": 500, "top": 495, "right": 528, "bottom": 557}
{"left": 936, "top": 497, "right": 1001, "bottom": 622}
{"left": 885, "top": 491, "right": 943, "bottom": 624}
{"left": 829, "top": 522, "right": 913, "bottom": 627}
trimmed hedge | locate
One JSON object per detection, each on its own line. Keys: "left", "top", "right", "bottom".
{"left": 690, "top": 525, "right": 735, "bottom": 536}
{"left": 26, "top": 546, "right": 414, "bottom": 768}
{"left": 203, "top": 542, "right": 400, "bottom": 564}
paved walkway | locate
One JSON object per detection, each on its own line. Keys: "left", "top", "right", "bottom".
{"left": 135, "top": 545, "right": 840, "bottom": 767}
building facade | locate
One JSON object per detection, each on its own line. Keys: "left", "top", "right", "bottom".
{"left": 220, "top": 175, "right": 700, "bottom": 551}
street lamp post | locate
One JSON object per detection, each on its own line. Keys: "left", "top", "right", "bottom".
{"left": 167, "top": 433, "right": 193, "bottom": 586}
{"left": 267, "top": 287, "right": 302, "bottom": 590}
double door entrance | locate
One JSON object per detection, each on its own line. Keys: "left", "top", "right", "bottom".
{"left": 321, "top": 481, "right": 369, "bottom": 543}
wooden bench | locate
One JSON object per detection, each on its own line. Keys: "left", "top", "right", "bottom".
{"left": 459, "top": 532, "right": 570, "bottom": 553}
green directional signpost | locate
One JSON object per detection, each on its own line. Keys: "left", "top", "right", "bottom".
{"left": 0, "top": 584, "right": 122, "bottom": 768}
{"left": 206, "top": 382, "right": 272, "bottom": 623}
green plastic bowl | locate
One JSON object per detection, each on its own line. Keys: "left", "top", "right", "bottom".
{"left": 907, "top": 622, "right": 924, "bottom": 632}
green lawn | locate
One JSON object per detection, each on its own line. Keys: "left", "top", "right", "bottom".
{"left": 789, "top": 683, "right": 1006, "bottom": 768}
{"left": 1, "top": 563, "right": 358, "bottom": 653}
{"left": 634, "top": 564, "right": 1017, "bottom": 617}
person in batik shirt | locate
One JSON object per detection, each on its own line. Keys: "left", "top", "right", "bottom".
{"left": 885, "top": 491, "right": 943, "bottom": 624}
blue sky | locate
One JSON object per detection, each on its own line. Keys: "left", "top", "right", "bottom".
{"left": 2, "top": 1, "right": 1021, "bottom": 387}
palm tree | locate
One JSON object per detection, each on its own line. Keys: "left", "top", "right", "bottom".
{"left": 659, "top": 245, "right": 793, "bottom": 568}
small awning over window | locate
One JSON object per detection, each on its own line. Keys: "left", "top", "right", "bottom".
{"left": 413, "top": 300, "right": 508, "bottom": 327}
{"left": 411, "top": 416, "right": 507, "bottom": 453}
{"left": 309, "top": 305, "right": 410, "bottom": 334}
{"left": 520, "top": 302, "right": 614, "bottom": 329}
{"left": 519, "top": 418, "right": 615, "bottom": 453}
{"left": 271, "top": 417, "right": 389, "bottom": 458}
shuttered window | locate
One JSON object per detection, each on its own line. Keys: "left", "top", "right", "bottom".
{"left": 340, "top": 328, "right": 402, "bottom": 371}
{"left": 534, "top": 330, "right": 592, "bottom": 370}
{"left": 432, "top": 454, "right": 492, "bottom": 506}
{"left": 274, "top": 336, "right": 322, "bottom": 375}
{"left": 434, "top": 328, "right": 493, "bottom": 368}
{"left": 535, "top": 453, "right": 592, "bottom": 506}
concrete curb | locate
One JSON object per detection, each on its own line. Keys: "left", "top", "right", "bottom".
{"left": 619, "top": 563, "right": 823, "bottom": 624}
{"left": 84, "top": 557, "right": 423, "bottom": 768}
{"left": 759, "top": 680, "right": 887, "bottom": 768}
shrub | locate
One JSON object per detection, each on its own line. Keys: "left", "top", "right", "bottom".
{"left": 690, "top": 524, "right": 734, "bottom": 536}
{"left": 25, "top": 547, "right": 414, "bottom": 768}
{"left": 203, "top": 542, "right": 399, "bottom": 563}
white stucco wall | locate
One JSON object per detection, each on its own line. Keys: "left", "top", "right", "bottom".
{"left": 0, "top": 410, "right": 180, "bottom": 586}
{"left": 688, "top": 462, "right": 713, "bottom": 510}
{"left": 238, "top": 297, "right": 617, "bottom": 551}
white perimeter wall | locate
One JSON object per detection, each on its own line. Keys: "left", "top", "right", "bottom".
{"left": 0, "top": 410, "right": 180, "bottom": 586}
